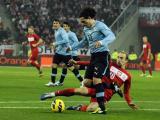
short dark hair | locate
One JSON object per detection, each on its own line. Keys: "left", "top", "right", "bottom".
{"left": 53, "top": 19, "right": 60, "bottom": 23}
{"left": 79, "top": 7, "right": 96, "bottom": 18}
{"left": 63, "top": 21, "right": 70, "bottom": 26}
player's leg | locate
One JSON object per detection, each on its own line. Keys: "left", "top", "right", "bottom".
{"left": 45, "top": 53, "right": 60, "bottom": 86}
{"left": 40, "top": 86, "right": 95, "bottom": 100}
{"left": 58, "top": 67, "right": 68, "bottom": 85}
{"left": 91, "top": 52, "right": 110, "bottom": 114}
{"left": 66, "top": 102, "right": 98, "bottom": 112}
{"left": 28, "top": 49, "right": 42, "bottom": 76}
{"left": 146, "top": 59, "right": 152, "bottom": 77}
{"left": 140, "top": 60, "right": 146, "bottom": 76}
{"left": 66, "top": 56, "right": 84, "bottom": 84}
{"left": 68, "top": 66, "right": 83, "bottom": 83}
{"left": 55, "top": 63, "right": 67, "bottom": 86}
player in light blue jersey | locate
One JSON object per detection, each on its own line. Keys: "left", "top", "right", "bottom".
{"left": 55, "top": 22, "right": 83, "bottom": 86}
{"left": 45, "top": 19, "right": 83, "bottom": 87}
{"left": 68, "top": 8, "right": 116, "bottom": 114}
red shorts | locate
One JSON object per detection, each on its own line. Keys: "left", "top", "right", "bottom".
{"left": 140, "top": 57, "right": 151, "bottom": 64}
{"left": 29, "top": 48, "right": 38, "bottom": 61}
{"left": 87, "top": 87, "right": 114, "bottom": 103}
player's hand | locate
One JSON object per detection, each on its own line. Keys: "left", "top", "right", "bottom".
{"left": 95, "top": 41, "right": 102, "bottom": 48}
{"left": 68, "top": 59, "right": 77, "bottom": 65}
{"left": 128, "top": 103, "right": 138, "bottom": 110}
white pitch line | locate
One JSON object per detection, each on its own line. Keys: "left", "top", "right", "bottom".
{"left": 0, "top": 100, "right": 160, "bottom": 104}
{"left": 0, "top": 106, "right": 160, "bottom": 111}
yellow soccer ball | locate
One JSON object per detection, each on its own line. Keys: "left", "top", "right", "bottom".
{"left": 51, "top": 99, "right": 65, "bottom": 112}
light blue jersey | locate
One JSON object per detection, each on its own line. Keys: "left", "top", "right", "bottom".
{"left": 72, "top": 20, "right": 115, "bottom": 54}
{"left": 54, "top": 27, "right": 70, "bottom": 55}
{"left": 67, "top": 31, "right": 79, "bottom": 56}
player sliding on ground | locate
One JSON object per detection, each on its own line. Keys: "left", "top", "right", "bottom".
{"left": 41, "top": 51, "right": 138, "bottom": 114}
{"left": 22, "top": 26, "right": 44, "bottom": 77}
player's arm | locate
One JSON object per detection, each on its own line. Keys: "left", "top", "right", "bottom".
{"left": 67, "top": 35, "right": 88, "bottom": 52}
{"left": 139, "top": 51, "right": 143, "bottom": 58}
{"left": 72, "top": 35, "right": 88, "bottom": 50}
{"left": 70, "top": 33, "right": 79, "bottom": 48}
{"left": 123, "top": 78, "right": 138, "bottom": 110}
{"left": 32, "top": 38, "right": 44, "bottom": 47}
{"left": 95, "top": 25, "right": 116, "bottom": 48}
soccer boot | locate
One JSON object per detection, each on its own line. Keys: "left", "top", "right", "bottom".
{"left": 140, "top": 73, "right": 146, "bottom": 77}
{"left": 55, "top": 81, "right": 64, "bottom": 86}
{"left": 45, "top": 82, "right": 56, "bottom": 87}
{"left": 92, "top": 107, "right": 106, "bottom": 114}
{"left": 66, "top": 104, "right": 82, "bottom": 110}
{"left": 146, "top": 75, "right": 153, "bottom": 78}
{"left": 40, "top": 92, "right": 55, "bottom": 100}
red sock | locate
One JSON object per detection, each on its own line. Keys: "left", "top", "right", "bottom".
{"left": 55, "top": 88, "right": 75, "bottom": 96}
{"left": 79, "top": 105, "right": 88, "bottom": 112}
{"left": 140, "top": 66, "right": 145, "bottom": 74}
{"left": 30, "top": 61, "right": 40, "bottom": 71}
{"left": 148, "top": 67, "right": 152, "bottom": 75}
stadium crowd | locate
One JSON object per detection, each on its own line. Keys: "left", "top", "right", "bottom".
{"left": 3, "top": 0, "right": 126, "bottom": 45}
{"left": 139, "top": 0, "right": 160, "bottom": 7}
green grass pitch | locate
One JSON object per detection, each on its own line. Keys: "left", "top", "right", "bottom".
{"left": 0, "top": 66, "right": 160, "bottom": 120}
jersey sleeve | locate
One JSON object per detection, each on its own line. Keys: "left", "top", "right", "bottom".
{"left": 72, "top": 35, "right": 88, "bottom": 51}
{"left": 123, "top": 75, "right": 132, "bottom": 105}
{"left": 70, "top": 33, "right": 79, "bottom": 48}
{"left": 98, "top": 23, "right": 116, "bottom": 46}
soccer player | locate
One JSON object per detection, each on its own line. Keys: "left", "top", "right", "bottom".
{"left": 40, "top": 51, "right": 138, "bottom": 113}
{"left": 54, "top": 21, "right": 83, "bottom": 86}
{"left": 22, "top": 26, "right": 43, "bottom": 76}
{"left": 67, "top": 8, "right": 116, "bottom": 114}
{"left": 139, "top": 36, "right": 152, "bottom": 77}
{"left": 45, "top": 20, "right": 83, "bottom": 87}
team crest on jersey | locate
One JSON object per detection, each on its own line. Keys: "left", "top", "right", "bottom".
{"left": 110, "top": 66, "right": 128, "bottom": 81}
{"left": 28, "top": 37, "right": 34, "bottom": 42}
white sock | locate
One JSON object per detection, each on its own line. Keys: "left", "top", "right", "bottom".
{"left": 50, "top": 92, "right": 55, "bottom": 97}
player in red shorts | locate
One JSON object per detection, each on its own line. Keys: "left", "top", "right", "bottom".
{"left": 139, "top": 36, "right": 152, "bottom": 77}
{"left": 22, "top": 26, "right": 43, "bottom": 77}
{"left": 40, "top": 51, "right": 138, "bottom": 113}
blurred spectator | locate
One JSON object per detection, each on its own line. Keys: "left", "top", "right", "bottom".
{"left": 139, "top": 0, "right": 160, "bottom": 7}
